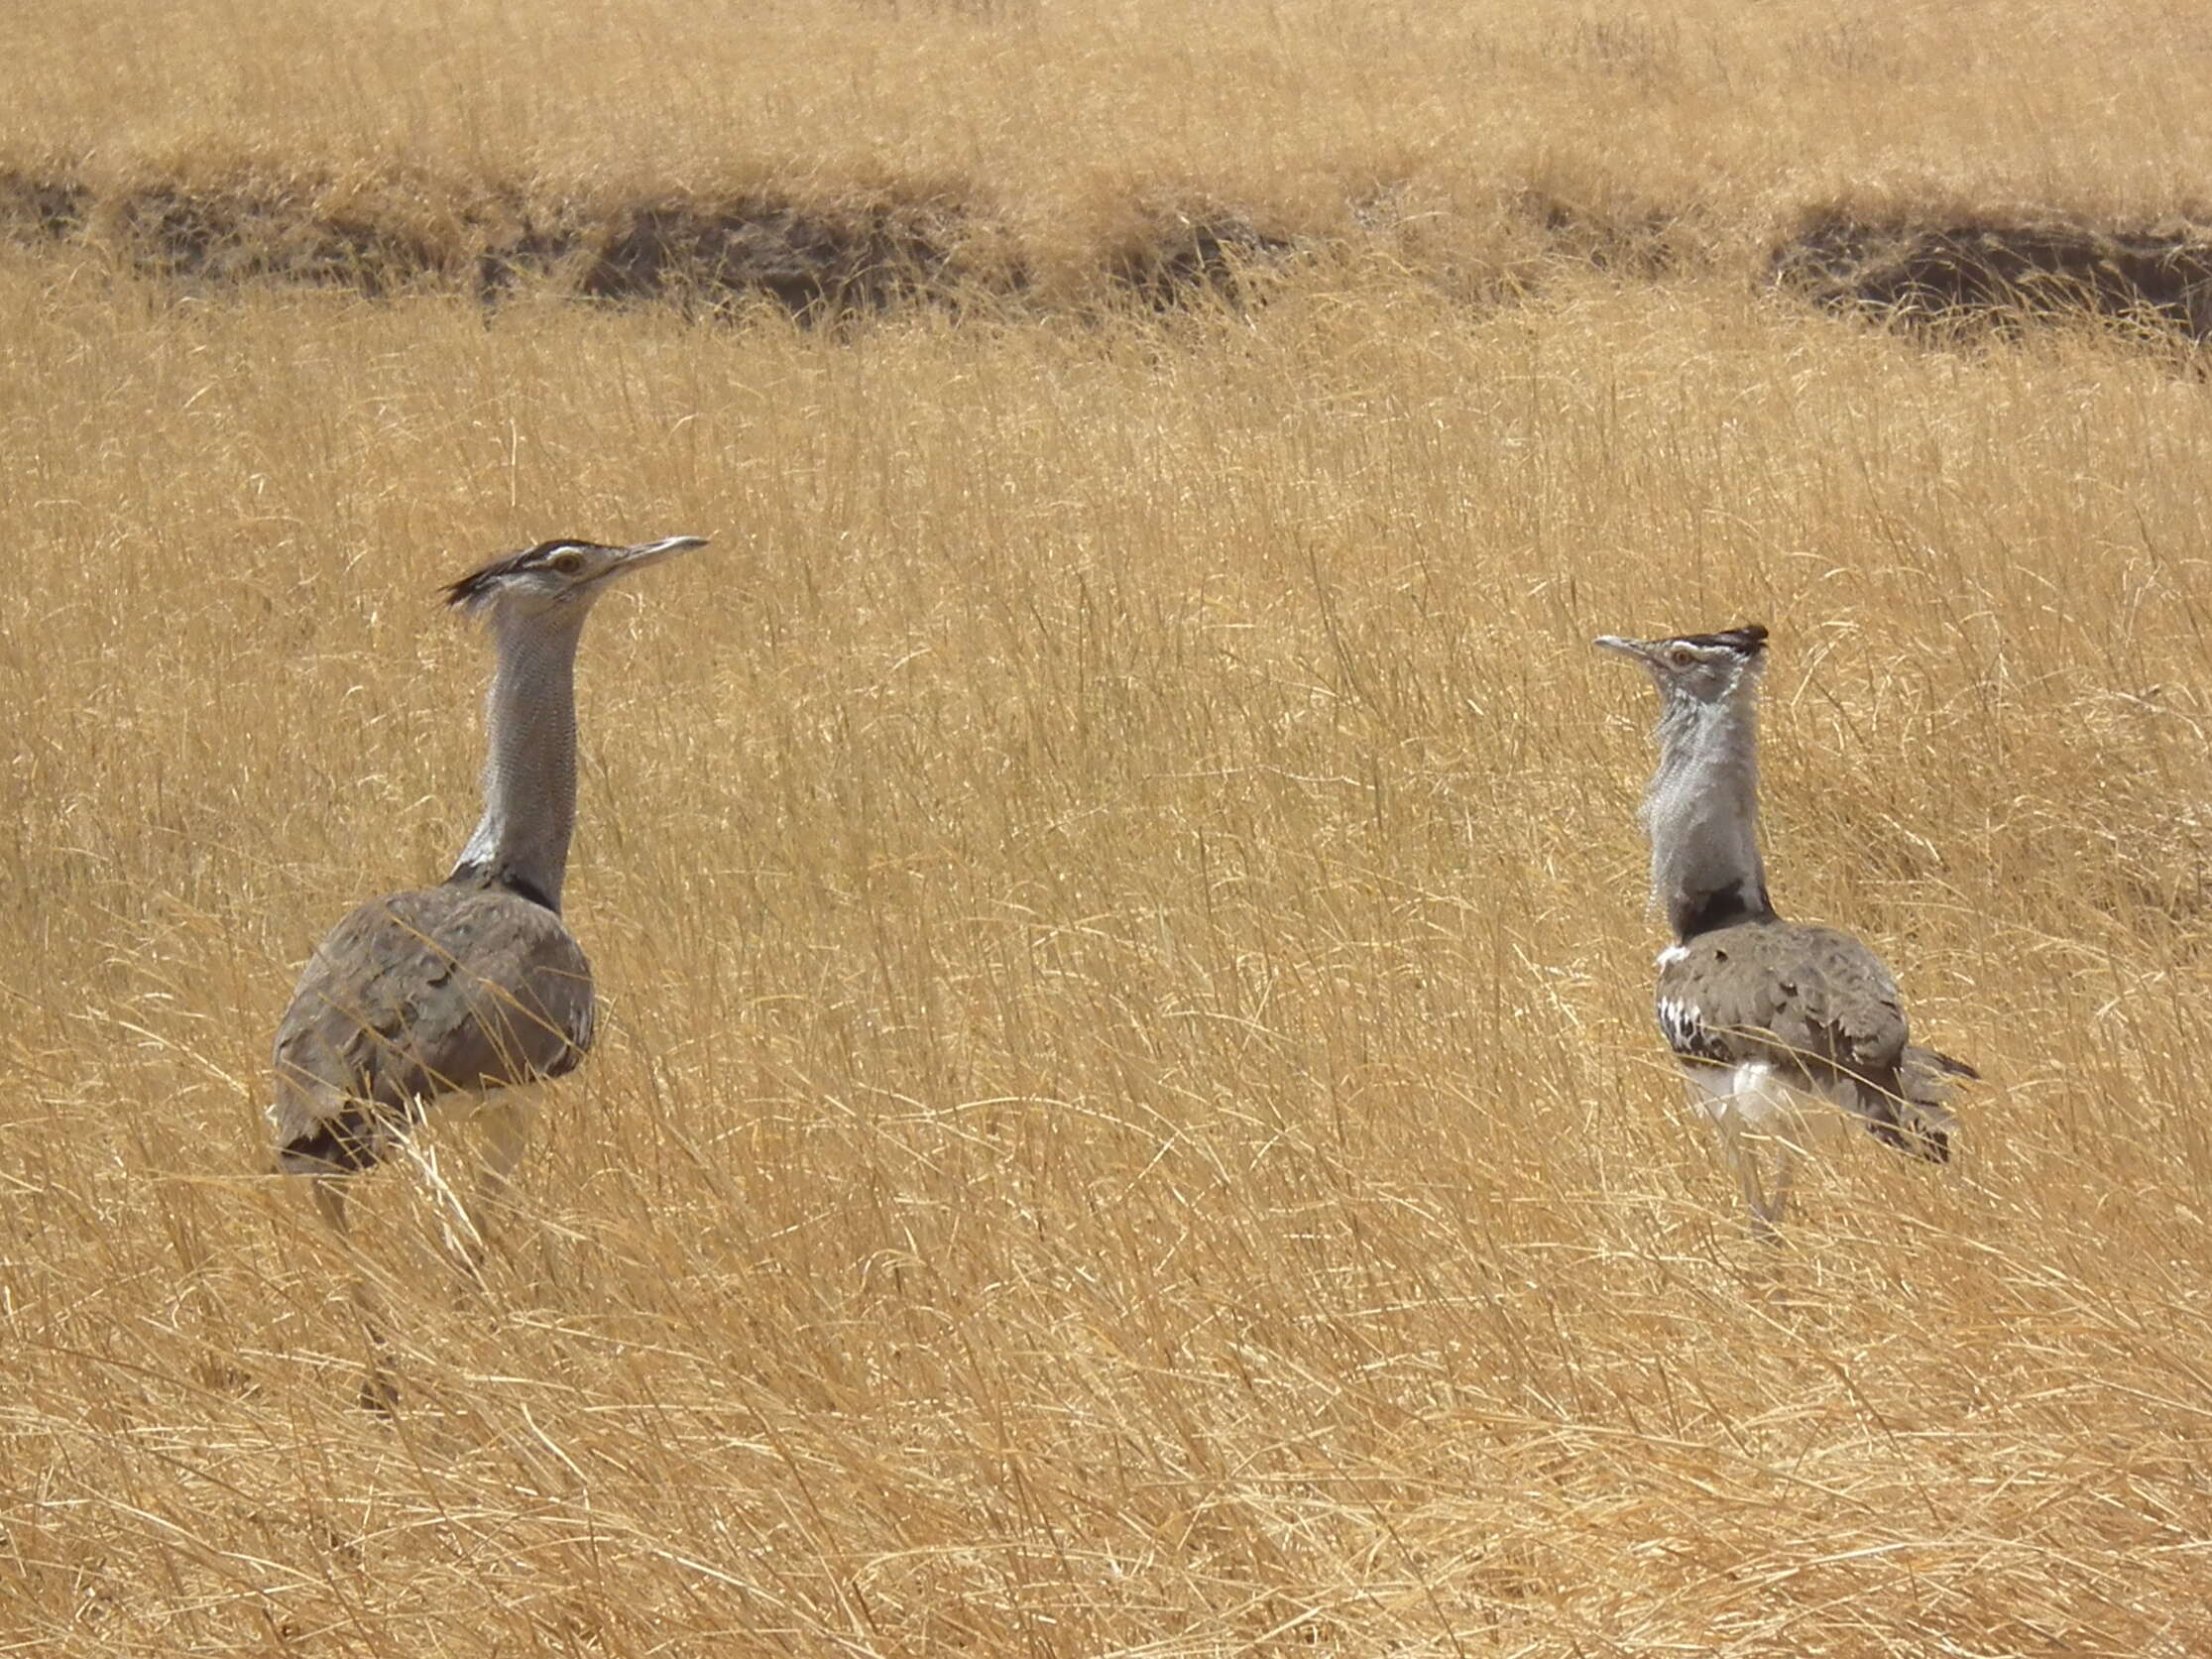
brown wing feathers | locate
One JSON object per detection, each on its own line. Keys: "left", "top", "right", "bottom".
{"left": 1657, "top": 920, "right": 1956, "bottom": 1162}
{"left": 270, "top": 885, "right": 594, "bottom": 1175}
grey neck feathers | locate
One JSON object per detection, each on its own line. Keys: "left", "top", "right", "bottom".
{"left": 448, "top": 607, "right": 588, "bottom": 912}
{"left": 1642, "top": 686, "right": 1777, "bottom": 941}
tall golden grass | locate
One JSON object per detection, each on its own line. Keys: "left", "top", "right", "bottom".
{"left": 6, "top": 2, "right": 2212, "bottom": 1653}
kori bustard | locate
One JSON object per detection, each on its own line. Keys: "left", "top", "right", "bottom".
{"left": 270, "top": 534, "right": 704, "bottom": 1406}
{"left": 1594, "top": 624, "right": 1974, "bottom": 1237}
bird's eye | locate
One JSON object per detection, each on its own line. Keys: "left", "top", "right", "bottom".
{"left": 1669, "top": 647, "right": 1695, "bottom": 667}
{"left": 548, "top": 548, "right": 587, "bottom": 576}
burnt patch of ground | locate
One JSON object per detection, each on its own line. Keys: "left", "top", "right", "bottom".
{"left": 575, "top": 194, "right": 990, "bottom": 318}
{"left": 10, "top": 160, "right": 2212, "bottom": 350}
{"left": 471, "top": 201, "right": 585, "bottom": 304}
{"left": 0, "top": 166, "right": 1008, "bottom": 319}
{"left": 107, "top": 179, "right": 458, "bottom": 297}
{"left": 1106, "top": 206, "right": 1298, "bottom": 309}
{"left": 0, "top": 169, "right": 89, "bottom": 243}
{"left": 1773, "top": 209, "right": 2212, "bottom": 340}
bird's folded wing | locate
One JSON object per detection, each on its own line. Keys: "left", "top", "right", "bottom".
{"left": 1658, "top": 923, "right": 1907, "bottom": 1082}
{"left": 270, "top": 887, "right": 593, "bottom": 1149}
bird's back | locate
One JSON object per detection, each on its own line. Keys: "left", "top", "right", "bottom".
{"left": 1657, "top": 918, "right": 1962, "bottom": 1160}
{"left": 270, "top": 882, "right": 594, "bottom": 1175}
{"left": 1660, "top": 919, "right": 1904, "bottom": 1079}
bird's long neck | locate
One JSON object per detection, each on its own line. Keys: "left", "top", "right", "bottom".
{"left": 1643, "top": 689, "right": 1776, "bottom": 941}
{"left": 448, "top": 609, "right": 588, "bottom": 912}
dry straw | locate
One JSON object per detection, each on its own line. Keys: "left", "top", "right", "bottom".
{"left": 5, "top": 1, "right": 2212, "bottom": 1653}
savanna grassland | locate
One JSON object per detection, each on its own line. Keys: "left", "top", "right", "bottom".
{"left": 7, "top": 2, "right": 2212, "bottom": 1654}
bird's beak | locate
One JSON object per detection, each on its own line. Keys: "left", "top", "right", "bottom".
{"left": 1592, "top": 634, "right": 1657, "bottom": 665}
{"left": 609, "top": 534, "right": 709, "bottom": 578}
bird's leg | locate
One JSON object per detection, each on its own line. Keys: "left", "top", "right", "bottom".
{"left": 1769, "top": 1128, "right": 1802, "bottom": 1226}
{"left": 1715, "top": 1110, "right": 1773, "bottom": 1241}
{"left": 1743, "top": 1126, "right": 1801, "bottom": 1244}
{"left": 449, "top": 1087, "right": 538, "bottom": 1275}
{"left": 1714, "top": 1095, "right": 1799, "bottom": 1244}
{"left": 310, "top": 1175, "right": 400, "bottom": 1415}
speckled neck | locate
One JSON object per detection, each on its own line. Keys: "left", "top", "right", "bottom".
{"left": 1643, "top": 688, "right": 1776, "bottom": 941}
{"left": 447, "top": 607, "right": 588, "bottom": 912}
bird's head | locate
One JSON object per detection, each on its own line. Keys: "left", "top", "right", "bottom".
{"left": 1593, "top": 624, "right": 1769, "bottom": 710}
{"left": 444, "top": 535, "right": 708, "bottom": 623}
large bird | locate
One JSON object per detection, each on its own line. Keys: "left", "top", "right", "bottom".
{"left": 270, "top": 534, "right": 704, "bottom": 1405}
{"left": 1595, "top": 623, "right": 1974, "bottom": 1236}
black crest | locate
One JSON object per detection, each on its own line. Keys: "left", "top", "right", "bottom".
{"left": 1676, "top": 624, "right": 1768, "bottom": 655}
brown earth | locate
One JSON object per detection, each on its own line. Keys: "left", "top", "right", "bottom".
{"left": 1772, "top": 206, "right": 2212, "bottom": 340}
{"left": 6, "top": 163, "right": 2212, "bottom": 340}
{"left": 0, "top": 167, "right": 1012, "bottom": 316}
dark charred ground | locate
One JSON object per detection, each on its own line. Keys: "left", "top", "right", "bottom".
{"left": 5, "top": 163, "right": 2210, "bottom": 342}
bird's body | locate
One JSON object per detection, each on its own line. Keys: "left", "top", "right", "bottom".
{"left": 270, "top": 533, "right": 704, "bottom": 1408}
{"left": 1656, "top": 918, "right": 1956, "bottom": 1163}
{"left": 1596, "top": 624, "right": 1972, "bottom": 1234}
{"left": 271, "top": 882, "right": 593, "bottom": 1175}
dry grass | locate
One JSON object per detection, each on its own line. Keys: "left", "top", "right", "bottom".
{"left": 7, "top": 253, "right": 2212, "bottom": 1654}
{"left": 6, "top": 3, "right": 2212, "bottom": 1655}
{"left": 6, "top": 0, "right": 2212, "bottom": 298}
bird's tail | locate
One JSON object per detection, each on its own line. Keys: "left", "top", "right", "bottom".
{"left": 1861, "top": 1045, "right": 1977, "bottom": 1164}
{"left": 273, "top": 1102, "right": 403, "bottom": 1177}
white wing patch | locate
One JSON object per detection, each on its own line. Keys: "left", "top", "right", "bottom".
{"left": 1657, "top": 996, "right": 1707, "bottom": 1057}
